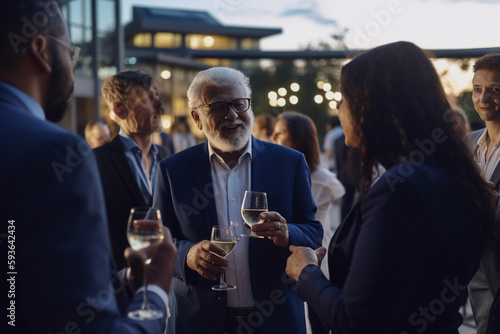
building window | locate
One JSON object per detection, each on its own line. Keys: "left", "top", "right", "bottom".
{"left": 198, "top": 58, "right": 233, "bottom": 67}
{"left": 185, "top": 34, "right": 237, "bottom": 50}
{"left": 154, "top": 33, "right": 182, "bottom": 48}
{"left": 133, "top": 33, "right": 152, "bottom": 47}
{"left": 241, "top": 38, "right": 259, "bottom": 50}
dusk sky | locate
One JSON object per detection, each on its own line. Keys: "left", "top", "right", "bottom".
{"left": 122, "top": 0, "right": 500, "bottom": 51}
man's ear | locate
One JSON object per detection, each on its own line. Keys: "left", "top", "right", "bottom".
{"left": 191, "top": 110, "right": 203, "bottom": 130}
{"left": 28, "top": 35, "right": 51, "bottom": 74}
{"left": 113, "top": 102, "right": 128, "bottom": 120}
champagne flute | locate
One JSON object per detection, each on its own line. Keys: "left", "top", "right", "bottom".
{"left": 126, "top": 207, "right": 164, "bottom": 320}
{"left": 211, "top": 225, "right": 237, "bottom": 291}
{"left": 241, "top": 190, "right": 268, "bottom": 238}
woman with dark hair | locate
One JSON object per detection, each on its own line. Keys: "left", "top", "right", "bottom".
{"left": 285, "top": 41, "right": 495, "bottom": 334}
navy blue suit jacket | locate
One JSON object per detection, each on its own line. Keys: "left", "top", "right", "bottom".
{"left": 0, "top": 84, "right": 166, "bottom": 334}
{"left": 295, "top": 160, "right": 487, "bottom": 334}
{"left": 153, "top": 137, "right": 322, "bottom": 334}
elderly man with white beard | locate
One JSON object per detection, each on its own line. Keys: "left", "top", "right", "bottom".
{"left": 153, "top": 67, "right": 322, "bottom": 334}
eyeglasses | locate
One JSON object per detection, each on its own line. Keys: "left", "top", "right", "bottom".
{"left": 195, "top": 98, "right": 251, "bottom": 117}
{"left": 46, "top": 36, "right": 81, "bottom": 68}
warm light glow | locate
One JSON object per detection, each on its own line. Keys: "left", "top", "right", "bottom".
{"left": 162, "top": 119, "right": 172, "bottom": 129}
{"left": 277, "top": 98, "right": 286, "bottom": 107}
{"left": 329, "top": 101, "right": 338, "bottom": 109}
{"left": 161, "top": 70, "right": 171, "bottom": 79}
{"left": 323, "top": 83, "right": 332, "bottom": 91}
{"left": 289, "top": 95, "right": 298, "bottom": 104}
{"left": 278, "top": 87, "right": 287, "bottom": 96}
{"left": 269, "top": 99, "right": 278, "bottom": 107}
{"left": 334, "top": 92, "right": 342, "bottom": 101}
{"left": 268, "top": 91, "right": 278, "bottom": 100}
{"left": 325, "top": 91, "right": 334, "bottom": 100}
{"left": 314, "top": 95, "right": 324, "bottom": 104}
{"left": 316, "top": 81, "right": 324, "bottom": 89}
{"left": 290, "top": 83, "right": 300, "bottom": 92}
{"left": 203, "top": 36, "right": 214, "bottom": 47}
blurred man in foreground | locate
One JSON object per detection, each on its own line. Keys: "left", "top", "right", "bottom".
{"left": 0, "top": 1, "right": 175, "bottom": 333}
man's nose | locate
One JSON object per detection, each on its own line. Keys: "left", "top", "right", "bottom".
{"left": 224, "top": 106, "right": 237, "bottom": 120}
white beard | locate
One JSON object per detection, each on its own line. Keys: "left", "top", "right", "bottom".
{"left": 204, "top": 111, "right": 254, "bottom": 153}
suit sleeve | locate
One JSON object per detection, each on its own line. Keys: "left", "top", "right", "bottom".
{"left": 8, "top": 134, "right": 166, "bottom": 334}
{"left": 295, "top": 176, "right": 428, "bottom": 333}
{"left": 287, "top": 154, "right": 324, "bottom": 249}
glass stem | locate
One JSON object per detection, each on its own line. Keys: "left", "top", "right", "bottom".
{"left": 142, "top": 258, "right": 152, "bottom": 310}
{"left": 220, "top": 272, "right": 228, "bottom": 287}
{"left": 220, "top": 256, "right": 228, "bottom": 287}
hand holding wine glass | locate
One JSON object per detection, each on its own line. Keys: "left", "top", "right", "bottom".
{"left": 126, "top": 207, "right": 164, "bottom": 320}
{"left": 241, "top": 190, "right": 268, "bottom": 238}
{"left": 211, "top": 225, "right": 238, "bottom": 291}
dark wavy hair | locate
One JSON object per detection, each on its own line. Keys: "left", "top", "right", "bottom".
{"left": 340, "top": 41, "right": 492, "bottom": 221}
{"left": 276, "top": 111, "right": 320, "bottom": 173}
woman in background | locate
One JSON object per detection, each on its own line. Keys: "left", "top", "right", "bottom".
{"left": 285, "top": 41, "right": 494, "bottom": 334}
{"left": 272, "top": 111, "right": 345, "bottom": 334}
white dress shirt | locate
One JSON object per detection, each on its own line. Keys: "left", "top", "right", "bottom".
{"left": 474, "top": 129, "right": 500, "bottom": 182}
{"left": 209, "top": 140, "right": 254, "bottom": 308}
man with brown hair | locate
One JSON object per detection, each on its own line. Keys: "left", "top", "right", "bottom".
{"left": 95, "top": 69, "right": 171, "bottom": 269}
{"left": 467, "top": 53, "right": 500, "bottom": 334}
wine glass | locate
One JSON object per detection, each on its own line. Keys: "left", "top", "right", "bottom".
{"left": 126, "top": 207, "right": 164, "bottom": 320}
{"left": 211, "top": 225, "right": 238, "bottom": 291}
{"left": 241, "top": 190, "right": 268, "bottom": 238}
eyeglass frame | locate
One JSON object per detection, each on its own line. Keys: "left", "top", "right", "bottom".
{"left": 194, "top": 98, "right": 252, "bottom": 117}
{"left": 45, "top": 36, "right": 81, "bottom": 68}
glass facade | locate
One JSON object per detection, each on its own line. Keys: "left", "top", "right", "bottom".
{"left": 58, "top": 0, "right": 122, "bottom": 135}
{"left": 133, "top": 33, "right": 152, "bottom": 48}
{"left": 154, "top": 33, "right": 182, "bottom": 48}
{"left": 185, "top": 34, "right": 237, "bottom": 50}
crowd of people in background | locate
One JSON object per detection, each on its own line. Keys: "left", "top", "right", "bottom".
{"left": 4, "top": 2, "right": 500, "bottom": 334}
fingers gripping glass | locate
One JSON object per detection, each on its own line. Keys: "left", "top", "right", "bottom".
{"left": 241, "top": 191, "right": 268, "bottom": 238}
{"left": 46, "top": 36, "right": 81, "bottom": 68}
{"left": 195, "top": 98, "right": 251, "bottom": 117}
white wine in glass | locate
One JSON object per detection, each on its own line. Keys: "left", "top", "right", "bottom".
{"left": 241, "top": 190, "right": 268, "bottom": 238}
{"left": 126, "top": 207, "right": 164, "bottom": 320}
{"left": 211, "top": 225, "right": 237, "bottom": 291}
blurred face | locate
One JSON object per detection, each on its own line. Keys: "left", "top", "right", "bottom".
{"left": 472, "top": 69, "right": 500, "bottom": 124}
{"left": 45, "top": 10, "right": 75, "bottom": 123}
{"left": 338, "top": 98, "right": 360, "bottom": 147}
{"left": 122, "top": 85, "right": 163, "bottom": 135}
{"left": 192, "top": 83, "right": 254, "bottom": 153}
{"left": 272, "top": 119, "right": 294, "bottom": 149}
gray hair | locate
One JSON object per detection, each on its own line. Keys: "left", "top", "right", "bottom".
{"left": 187, "top": 67, "right": 252, "bottom": 110}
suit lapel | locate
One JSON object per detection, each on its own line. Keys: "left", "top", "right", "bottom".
{"left": 251, "top": 137, "right": 270, "bottom": 194}
{"left": 193, "top": 142, "right": 218, "bottom": 237}
{"left": 108, "top": 137, "right": 146, "bottom": 206}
